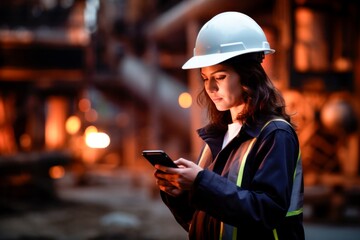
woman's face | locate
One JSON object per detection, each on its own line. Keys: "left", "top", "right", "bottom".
{"left": 201, "top": 64, "right": 244, "bottom": 112}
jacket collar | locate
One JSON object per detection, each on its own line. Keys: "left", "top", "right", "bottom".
{"left": 197, "top": 119, "right": 267, "bottom": 159}
{"left": 197, "top": 119, "right": 266, "bottom": 141}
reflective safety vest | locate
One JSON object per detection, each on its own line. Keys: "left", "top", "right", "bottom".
{"left": 217, "top": 119, "right": 304, "bottom": 240}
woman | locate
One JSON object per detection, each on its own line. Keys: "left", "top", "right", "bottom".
{"left": 154, "top": 12, "right": 304, "bottom": 239}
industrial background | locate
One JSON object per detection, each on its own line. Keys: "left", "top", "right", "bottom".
{"left": 0, "top": 0, "right": 359, "bottom": 239}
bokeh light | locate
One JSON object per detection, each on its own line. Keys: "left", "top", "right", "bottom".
{"left": 85, "top": 132, "right": 110, "bottom": 148}
{"left": 78, "top": 98, "right": 91, "bottom": 112}
{"left": 178, "top": 92, "right": 192, "bottom": 109}
{"left": 49, "top": 165, "right": 65, "bottom": 179}
{"left": 65, "top": 115, "right": 81, "bottom": 135}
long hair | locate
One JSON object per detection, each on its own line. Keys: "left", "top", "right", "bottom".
{"left": 197, "top": 54, "right": 291, "bottom": 129}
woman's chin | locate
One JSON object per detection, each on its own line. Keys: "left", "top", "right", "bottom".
{"left": 215, "top": 106, "right": 228, "bottom": 112}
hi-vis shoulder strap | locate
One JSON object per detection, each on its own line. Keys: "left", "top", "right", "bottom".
{"left": 219, "top": 119, "right": 303, "bottom": 240}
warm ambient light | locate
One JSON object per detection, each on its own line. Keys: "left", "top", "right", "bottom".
{"left": 20, "top": 134, "right": 32, "bottom": 149}
{"left": 49, "top": 165, "right": 65, "bottom": 179}
{"left": 178, "top": 92, "right": 192, "bottom": 109}
{"left": 85, "top": 108, "right": 98, "bottom": 122}
{"left": 85, "top": 132, "right": 110, "bottom": 149}
{"left": 85, "top": 125, "right": 98, "bottom": 134}
{"left": 66, "top": 115, "right": 81, "bottom": 135}
{"left": 79, "top": 98, "right": 91, "bottom": 112}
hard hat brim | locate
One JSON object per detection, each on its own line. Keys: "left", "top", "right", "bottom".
{"left": 182, "top": 49, "right": 275, "bottom": 69}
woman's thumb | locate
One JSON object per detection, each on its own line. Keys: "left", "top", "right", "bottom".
{"left": 174, "top": 158, "right": 192, "bottom": 167}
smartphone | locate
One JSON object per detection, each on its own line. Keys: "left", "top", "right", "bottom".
{"left": 142, "top": 150, "right": 178, "bottom": 168}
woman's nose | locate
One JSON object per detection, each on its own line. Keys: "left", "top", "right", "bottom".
{"left": 205, "top": 78, "right": 218, "bottom": 92}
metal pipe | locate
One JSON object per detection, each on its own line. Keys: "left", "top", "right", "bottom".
{"left": 147, "top": 0, "right": 266, "bottom": 41}
{"left": 118, "top": 56, "right": 190, "bottom": 132}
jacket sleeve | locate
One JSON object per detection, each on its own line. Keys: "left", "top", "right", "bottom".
{"left": 160, "top": 190, "right": 195, "bottom": 231}
{"left": 189, "top": 127, "right": 299, "bottom": 229}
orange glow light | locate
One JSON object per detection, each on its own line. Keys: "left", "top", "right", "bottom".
{"left": 66, "top": 115, "right": 81, "bottom": 135}
{"left": 79, "top": 98, "right": 91, "bottom": 112}
{"left": 45, "top": 97, "right": 67, "bottom": 149}
{"left": 49, "top": 165, "right": 65, "bottom": 179}
{"left": 85, "top": 132, "right": 110, "bottom": 149}
{"left": 20, "top": 134, "right": 32, "bottom": 149}
{"left": 85, "top": 109, "right": 98, "bottom": 122}
{"left": 178, "top": 92, "right": 192, "bottom": 109}
{"left": 85, "top": 125, "right": 98, "bottom": 134}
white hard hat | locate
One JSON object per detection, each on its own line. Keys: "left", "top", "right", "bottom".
{"left": 182, "top": 12, "right": 275, "bottom": 69}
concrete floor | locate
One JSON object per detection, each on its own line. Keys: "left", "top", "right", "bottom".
{"left": 305, "top": 224, "right": 360, "bottom": 240}
{"left": 0, "top": 167, "right": 359, "bottom": 239}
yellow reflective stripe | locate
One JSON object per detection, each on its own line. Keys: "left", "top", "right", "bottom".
{"left": 226, "top": 138, "right": 256, "bottom": 240}
{"left": 287, "top": 147, "right": 302, "bottom": 217}
{"left": 232, "top": 228, "right": 237, "bottom": 240}
{"left": 219, "top": 223, "right": 238, "bottom": 240}
{"left": 198, "top": 144, "right": 211, "bottom": 168}
{"left": 260, "top": 118, "right": 288, "bottom": 132}
{"left": 219, "top": 222, "right": 224, "bottom": 240}
{"left": 265, "top": 119, "right": 303, "bottom": 218}
{"left": 286, "top": 208, "right": 303, "bottom": 217}
{"left": 236, "top": 138, "right": 257, "bottom": 187}
{"left": 293, "top": 150, "right": 301, "bottom": 180}
{"left": 220, "top": 119, "right": 295, "bottom": 240}
{"left": 273, "top": 229, "right": 279, "bottom": 240}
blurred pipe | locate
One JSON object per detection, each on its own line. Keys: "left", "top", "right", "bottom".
{"left": 186, "top": 20, "right": 206, "bottom": 160}
{"left": 148, "top": 41, "right": 161, "bottom": 149}
{"left": 147, "top": 0, "right": 266, "bottom": 41}
{"left": 119, "top": 56, "right": 190, "bottom": 132}
{"left": 0, "top": 28, "right": 89, "bottom": 46}
{"left": 45, "top": 97, "right": 67, "bottom": 149}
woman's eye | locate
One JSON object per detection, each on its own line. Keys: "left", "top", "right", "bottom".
{"left": 215, "top": 75, "right": 226, "bottom": 80}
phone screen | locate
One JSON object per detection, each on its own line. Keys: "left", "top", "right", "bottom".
{"left": 142, "top": 150, "right": 178, "bottom": 168}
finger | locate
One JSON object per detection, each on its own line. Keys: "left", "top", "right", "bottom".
{"left": 154, "top": 164, "right": 168, "bottom": 172}
{"left": 155, "top": 164, "right": 179, "bottom": 174}
{"left": 159, "top": 185, "right": 176, "bottom": 193}
{"left": 165, "top": 187, "right": 183, "bottom": 197}
{"left": 159, "top": 185, "right": 167, "bottom": 192}
{"left": 154, "top": 170, "right": 173, "bottom": 181}
{"left": 154, "top": 169, "right": 167, "bottom": 179}
{"left": 174, "top": 158, "right": 193, "bottom": 167}
{"left": 156, "top": 179, "right": 174, "bottom": 187}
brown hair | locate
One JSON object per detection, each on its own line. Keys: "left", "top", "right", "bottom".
{"left": 197, "top": 54, "right": 291, "bottom": 129}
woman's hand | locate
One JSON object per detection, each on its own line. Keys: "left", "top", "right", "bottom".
{"left": 154, "top": 158, "right": 203, "bottom": 196}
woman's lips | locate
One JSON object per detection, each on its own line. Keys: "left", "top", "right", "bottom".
{"left": 212, "top": 97, "right": 222, "bottom": 103}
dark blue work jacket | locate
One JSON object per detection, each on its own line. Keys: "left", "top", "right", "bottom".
{"left": 161, "top": 119, "right": 305, "bottom": 240}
